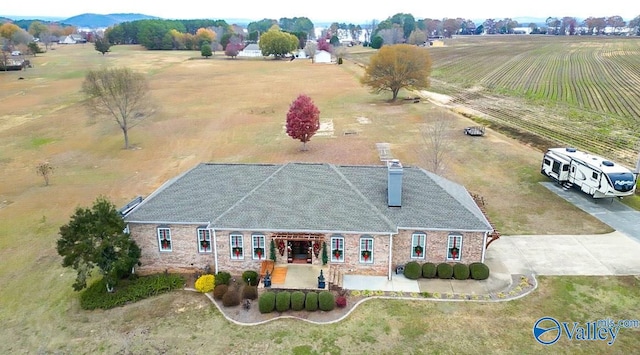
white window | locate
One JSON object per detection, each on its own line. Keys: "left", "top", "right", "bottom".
{"left": 330, "top": 235, "right": 344, "bottom": 262}
{"left": 197, "top": 228, "right": 212, "bottom": 253}
{"left": 157, "top": 227, "right": 171, "bottom": 252}
{"left": 252, "top": 234, "right": 266, "bottom": 260}
{"left": 359, "top": 236, "right": 373, "bottom": 263}
{"left": 447, "top": 234, "right": 462, "bottom": 261}
{"left": 230, "top": 233, "right": 243, "bottom": 260}
{"left": 411, "top": 233, "right": 426, "bottom": 259}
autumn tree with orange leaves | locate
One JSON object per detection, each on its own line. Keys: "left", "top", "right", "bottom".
{"left": 360, "top": 44, "right": 432, "bottom": 101}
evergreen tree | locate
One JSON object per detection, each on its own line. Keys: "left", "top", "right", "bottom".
{"left": 94, "top": 37, "right": 111, "bottom": 55}
{"left": 57, "top": 197, "right": 141, "bottom": 292}
{"left": 201, "top": 42, "right": 212, "bottom": 58}
{"left": 321, "top": 242, "right": 328, "bottom": 265}
{"left": 270, "top": 240, "right": 277, "bottom": 262}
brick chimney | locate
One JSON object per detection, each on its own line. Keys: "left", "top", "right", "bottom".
{"left": 387, "top": 160, "right": 403, "bottom": 207}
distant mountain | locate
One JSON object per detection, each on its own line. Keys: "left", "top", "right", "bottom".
{"left": 62, "top": 13, "right": 158, "bottom": 28}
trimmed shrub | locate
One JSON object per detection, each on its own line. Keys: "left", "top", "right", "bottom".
{"left": 319, "top": 291, "right": 335, "bottom": 311}
{"left": 194, "top": 274, "right": 215, "bottom": 293}
{"left": 469, "top": 262, "right": 490, "bottom": 280}
{"left": 222, "top": 288, "right": 240, "bottom": 307}
{"left": 276, "top": 291, "right": 291, "bottom": 312}
{"left": 403, "top": 261, "right": 422, "bottom": 280}
{"left": 305, "top": 292, "right": 318, "bottom": 312}
{"left": 336, "top": 295, "right": 347, "bottom": 308}
{"left": 213, "top": 284, "right": 228, "bottom": 300}
{"left": 437, "top": 263, "right": 454, "bottom": 279}
{"left": 215, "top": 271, "right": 231, "bottom": 286}
{"left": 259, "top": 291, "right": 276, "bottom": 313}
{"left": 291, "top": 291, "right": 305, "bottom": 311}
{"left": 242, "top": 270, "right": 259, "bottom": 286}
{"left": 422, "top": 262, "right": 437, "bottom": 278}
{"left": 242, "top": 285, "right": 258, "bottom": 300}
{"left": 453, "top": 263, "right": 470, "bottom": 280}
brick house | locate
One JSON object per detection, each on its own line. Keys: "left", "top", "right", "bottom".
{"left": 122, "top": 161, "right": 494, "bottom": 280}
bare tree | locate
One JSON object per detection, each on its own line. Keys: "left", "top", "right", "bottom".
{"left": 333, "top": 46, "right": 346, "bottom": 63}
{"left": 378, "top": 27, "right": 404, "bottom": 45}
{"left": 407, "top": 30, "right": 427, "bottom": 45}
{"left": 82, "top": 67, "right": 154, "bottom": 149}
{"left": 36, "top": 162, "right": 54, "bottom": 186}
{"left": 304, "top": 41, "right": 317, "bottom": 61}
{"left": 421, "top": 113, "right": 452, "bottom": 174}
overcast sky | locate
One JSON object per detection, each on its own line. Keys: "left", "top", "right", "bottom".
{"left": 3, "top": 1, "right": 639, "bottom": 23}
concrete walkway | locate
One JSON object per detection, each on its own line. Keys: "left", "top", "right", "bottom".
{"left": 342, "top": 255, "right": 513, "bottom": 295}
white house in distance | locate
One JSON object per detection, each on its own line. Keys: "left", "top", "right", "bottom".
{"left": 58, "top": 34, "right": 86, "bottom": 44}
{"left": 314, "top": 50, "right": 332, "bottom": 64}
{"left": 295, "top": 49, "right": 307, "bottom": 59}
{"left": 512, "top": 27, "right": 533, "bottom": 34}
{"left": 238, "top": 43, "right": 262, "bottom": 57}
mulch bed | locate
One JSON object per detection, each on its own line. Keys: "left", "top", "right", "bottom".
{"left": 200, "top": 274, "right": 537, "bottom": 325}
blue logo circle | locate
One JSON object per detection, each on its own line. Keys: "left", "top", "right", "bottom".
{"left": 533, "top": 317, "right": 562, "bottom": 345}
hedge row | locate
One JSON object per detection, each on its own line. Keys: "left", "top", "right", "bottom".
{"left": 258, "top": 291, "right": 336, "bottom": 314}
{"left": 80, "top": 273, "right": 185, "bottom": 310}
{"left": 404, "top": 261, "right": 490, "bottom": 280}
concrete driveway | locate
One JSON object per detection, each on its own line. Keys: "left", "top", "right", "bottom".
{"left": 485, "top": 232, "right": 640, "bottom": 275}
{"left": 486, "top": 182, "right": 640, "bottom": 276}
{"left": 541, "top": 182, "right": 640, "bottom": 242}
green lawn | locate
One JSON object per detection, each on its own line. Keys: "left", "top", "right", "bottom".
{"left": 3, "top": 276, "right": 637, "bottom": 353}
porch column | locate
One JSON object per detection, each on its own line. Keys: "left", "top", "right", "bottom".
{"left": 212, "top": 227, "right": 219, "bottom": 274}
{"left": 481, "top": 231, "right": 488, "bottom": 263}
{"left": 388, "top": 233, "right": 393, "bottom": 280}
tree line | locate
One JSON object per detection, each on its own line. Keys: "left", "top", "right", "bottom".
{"left": 366, "top": 13, "right": 640, "bottom": 47}
{"left": 102, "top": 17, "right": 316, "bottom": 51}
{"left": 105, "top": 19, "right": 230, "bottom": 50}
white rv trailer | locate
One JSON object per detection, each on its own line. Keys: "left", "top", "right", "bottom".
{"left": 541, "top": 147, "right": 637, "bottom": 198}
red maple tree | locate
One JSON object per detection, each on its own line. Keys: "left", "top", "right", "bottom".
{"left": 286, "top": 94, "right": 320, "bottom": 151}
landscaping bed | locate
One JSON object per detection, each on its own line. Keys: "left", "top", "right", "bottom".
{"left": 202, "top": 273, "right": 537, "bottom": 325}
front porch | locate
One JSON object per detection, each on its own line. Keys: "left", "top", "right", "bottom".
{"left": 261, "top": 263, "right": 330, "bottom": 290}
{"left": 259, "top": 263, "right": 420, "bottom": 292}
{"left": 258, "top": 263, "right": 511, "bottom": 294}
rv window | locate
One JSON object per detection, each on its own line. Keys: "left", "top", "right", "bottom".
{"left": 592, "top": 172, "right": 598, "bottom": 180}
{"left": 608, "top": 172, "right": 636, "bottom": 192}
{"left": 571, "top": 166, "right": 575, "bottom": 173}
{"left": 562, "top": 165, "right": 569, "bottom": 171}
{"left": 552, "top": 161, "right": 561, "bottom": 174}
{"left": 543, "top": 159, "right": 551, "bottom": 166}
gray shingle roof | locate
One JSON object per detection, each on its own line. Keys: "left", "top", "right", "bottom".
{"left": 124, "top": 162, "right": 493, "bottom": 233}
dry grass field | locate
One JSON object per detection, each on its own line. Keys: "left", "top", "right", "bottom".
{"left": 0, "top": 41, "right": 637, "bottom": 353}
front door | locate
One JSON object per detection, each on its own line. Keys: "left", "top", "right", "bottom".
{"left": 287, "top": 241, "right": 312, "bottom": 264}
